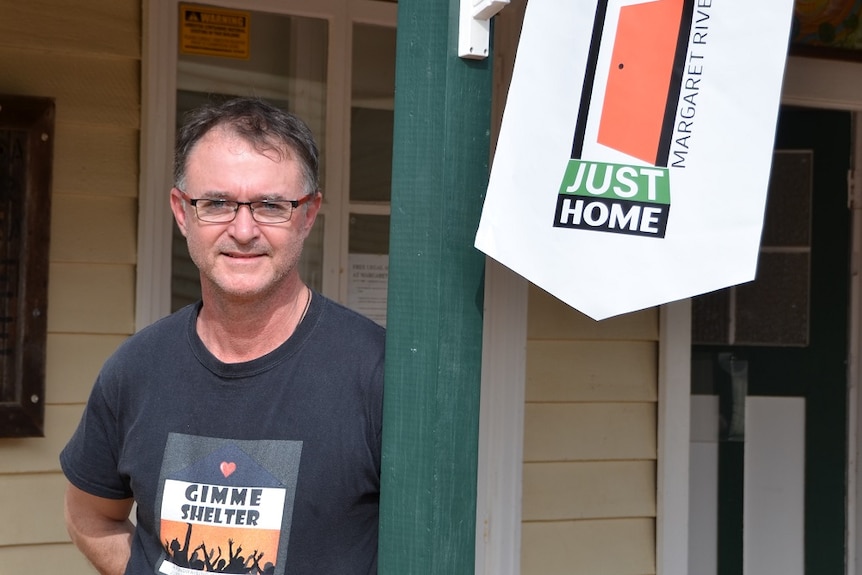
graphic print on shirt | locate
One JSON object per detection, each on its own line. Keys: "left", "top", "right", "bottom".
{"left": 155, "top": 433, "right": 302, "bottom": 575}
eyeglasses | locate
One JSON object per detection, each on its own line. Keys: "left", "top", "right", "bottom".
{"left": 186, "top": 195, "right": 314, "bottom": 224}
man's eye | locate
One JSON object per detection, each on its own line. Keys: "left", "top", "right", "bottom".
{"left": 204, "top": 200, "right": 231, "bottom": 210}
{"left": 258, "top": 202, "right": 289, "bottom": 213}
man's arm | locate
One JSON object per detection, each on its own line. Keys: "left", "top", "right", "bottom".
{"left": 64, "top": 482, "right": 135, "bottom": 575}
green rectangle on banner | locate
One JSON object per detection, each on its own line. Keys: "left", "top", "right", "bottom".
{"left": 558, "top": 159, "right": 671, "bottom": 205}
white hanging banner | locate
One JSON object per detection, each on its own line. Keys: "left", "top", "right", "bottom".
{"left": 475, "top": 0, "right": 796, "bottom": 320}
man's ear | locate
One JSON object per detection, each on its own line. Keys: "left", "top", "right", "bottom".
{"left": 299, "top": 191, "right": 323, "bottom": 237}
{"left": 170, "top": 188, "right": 190, "bottom": 237}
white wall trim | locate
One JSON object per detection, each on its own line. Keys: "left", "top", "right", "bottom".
{"left": 136, "top": 0, "right": 179, "bottom": 331}
{"left": 657, "top": 299, "right": 692, "bottom": 575}
{"left": 475, "top": 258, "right": 528, "bottom": 575}
{"left": 783, "top": 56, "right": 862, "bottom": 112}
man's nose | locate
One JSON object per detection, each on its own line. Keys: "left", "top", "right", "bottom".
{"left": 229, "top": 204, "right": 260, "bottom": 239}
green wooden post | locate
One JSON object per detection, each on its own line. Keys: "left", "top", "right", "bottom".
{"left": 378, "top": 0, "right": 493, "bottom": 572}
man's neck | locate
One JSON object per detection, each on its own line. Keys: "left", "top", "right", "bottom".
{"left": 195, "top": 283, "right": 311, "bottom": 363}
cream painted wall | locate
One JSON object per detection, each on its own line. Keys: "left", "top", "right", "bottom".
{"left": 522, "top": 286, "right": 659, "bottom": 575}
{"left": 0, "top": 0, "right": 140, "bottom": 570}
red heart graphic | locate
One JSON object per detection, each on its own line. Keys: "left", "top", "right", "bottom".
{"left": 220, "top": 461, "right": 237, "bottom": 477}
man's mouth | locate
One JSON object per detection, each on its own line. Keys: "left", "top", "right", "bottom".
{"left": 222, "top": 251, "right": 265, "bottom": 259}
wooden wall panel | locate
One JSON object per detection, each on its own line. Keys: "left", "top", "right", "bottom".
{"left": 0, "top": 543, "right": 97, "bottom": 573}
{"left": 0, "top": 47, "right": 139, "bottom": 128}
{"left": 522, "top": 461, "right": 656, "bottom": 521}
{"left": 46, "top": 334, "right": 126, "bottom": 404}
{"left": 524, "top": 403, "right": 657, "bottom": 462}
{"left": 0, "top": 0, "right": 140, "bottom": 58}
{"left": 0, "top": 0, "right": 141, "bottom": 564}
{"left": 522, "top": 518, "right": 655, "bottom": 575}
{"left": 47, "top": 263, "right": 136, "bottom": 335}
{"left": 53, "top": 125, "right": 139, "bottom": 198}
{"left": 528, "top": 285, "right": 659, "bottom": 341}
{"left": 523, "top": 289, "right": 659, "bottom": 571}
{"left": 0, "top": 405, "right": 83, "bottom": 474}
{"left": 51, "top": 195, "right": 137, "bottom": 264}
{"left": 0, "top": 472, "right": 71, "bottom": 544}
{"left": 526, "top": 340, "right": 657, "bottom": 402}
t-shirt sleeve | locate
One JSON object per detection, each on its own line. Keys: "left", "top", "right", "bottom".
{"left": 60, "top": 372, "right": 132, "bottom": 500}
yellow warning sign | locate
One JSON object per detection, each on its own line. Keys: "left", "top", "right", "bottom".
{"left": 179, "top": 4, "right": 250, "bottom": 60}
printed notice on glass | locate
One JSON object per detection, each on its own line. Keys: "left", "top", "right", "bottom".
{"left": 180, "top": 4, "right": 250, "bottom": 60}
{"left": 348, "top": 254, "right": 388, "bottom": 327}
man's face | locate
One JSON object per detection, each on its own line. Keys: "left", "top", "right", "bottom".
{"left": 170, "top": 127, "right": 321, "bottom": 303}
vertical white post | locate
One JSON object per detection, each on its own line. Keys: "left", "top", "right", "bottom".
{"left": 475, "top": 259, "right": 528, "bottom": 575}
{"left": 658, "top": 299, "right": 692, "bottom": 575}
{"left": 137, "top": 0, "right": 179, "bottom": 330}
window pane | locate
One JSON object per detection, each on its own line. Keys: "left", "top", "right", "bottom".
{"left": 349, "top": 214, "right": 390, "bottom": 254}
{"left": 348, "top": 215, "right": 389, "bottom": 326}
{"left": 735, "top": 252, "right": 810, "bottom": 346}
{"left": 691, "top": 289, "right": 730, "bottom": 345}
{"left": 761, "top": 152, "right": 812, "bottom": 247}
{"left": 691, "top": 150, "right": 813, "bottom": 346}
{"left": 350, "top": 23, "right": 396, "bottom": 203}
{"left": 350, "top": 107, "right": 394, "bottom": 202}
{"left": 351, "top": 24, "right": 396, "bottom": 106}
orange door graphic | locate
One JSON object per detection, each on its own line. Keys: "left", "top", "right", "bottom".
{"left": 597, "top": 0, "right": 688, "bottom": 165}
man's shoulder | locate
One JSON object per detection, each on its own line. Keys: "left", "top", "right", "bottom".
{"left": 308, "top": 295, "right": 385, "bottom": 359}
{"left": 106, "top": 304, "right": 195, "bottom": 363}
{"left": 315, "top": 295, "right": 385, "bottom": 337}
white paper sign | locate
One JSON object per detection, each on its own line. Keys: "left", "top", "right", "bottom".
{"left": 475, "top": 0, "right": 795, "bottom": 320}
{"left": 348, "top": 253, "right": 389, "bottom": 327}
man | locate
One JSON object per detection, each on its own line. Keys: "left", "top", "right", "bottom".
{"left": 61, "top": 98, "right": 385, "bottom": 575}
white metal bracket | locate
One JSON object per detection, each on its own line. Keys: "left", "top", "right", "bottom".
{"left": 459, "top": 0, "right": 509, "bottom": 60}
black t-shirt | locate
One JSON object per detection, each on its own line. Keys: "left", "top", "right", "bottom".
{"left": 61, "top": 294, "right": 385, "bottom": 575}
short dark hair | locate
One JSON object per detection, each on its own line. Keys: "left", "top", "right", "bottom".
{"left": 174, "top": 97, "right": 320, "bottom": 196}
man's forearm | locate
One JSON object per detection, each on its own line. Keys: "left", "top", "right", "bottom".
{"left": 73, "top": 523, "right": 134, "bottom": 575}
{"left": 67, "top": 516, "right": 134, "bottom": 575}
{"left": 64, "top": 483, "right": 135, "bottom": 575}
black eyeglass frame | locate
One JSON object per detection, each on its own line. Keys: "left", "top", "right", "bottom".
{"left": 185, "top": 193, "right": 315, "bottom": 224}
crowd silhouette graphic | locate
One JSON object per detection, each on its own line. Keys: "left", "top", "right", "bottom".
{"left": 164, "top": 523, "right": 275, "bottom": 574}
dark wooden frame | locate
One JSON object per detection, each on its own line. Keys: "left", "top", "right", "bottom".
{"left": 0, "top": 95, "right": 54, "bottom": 437}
